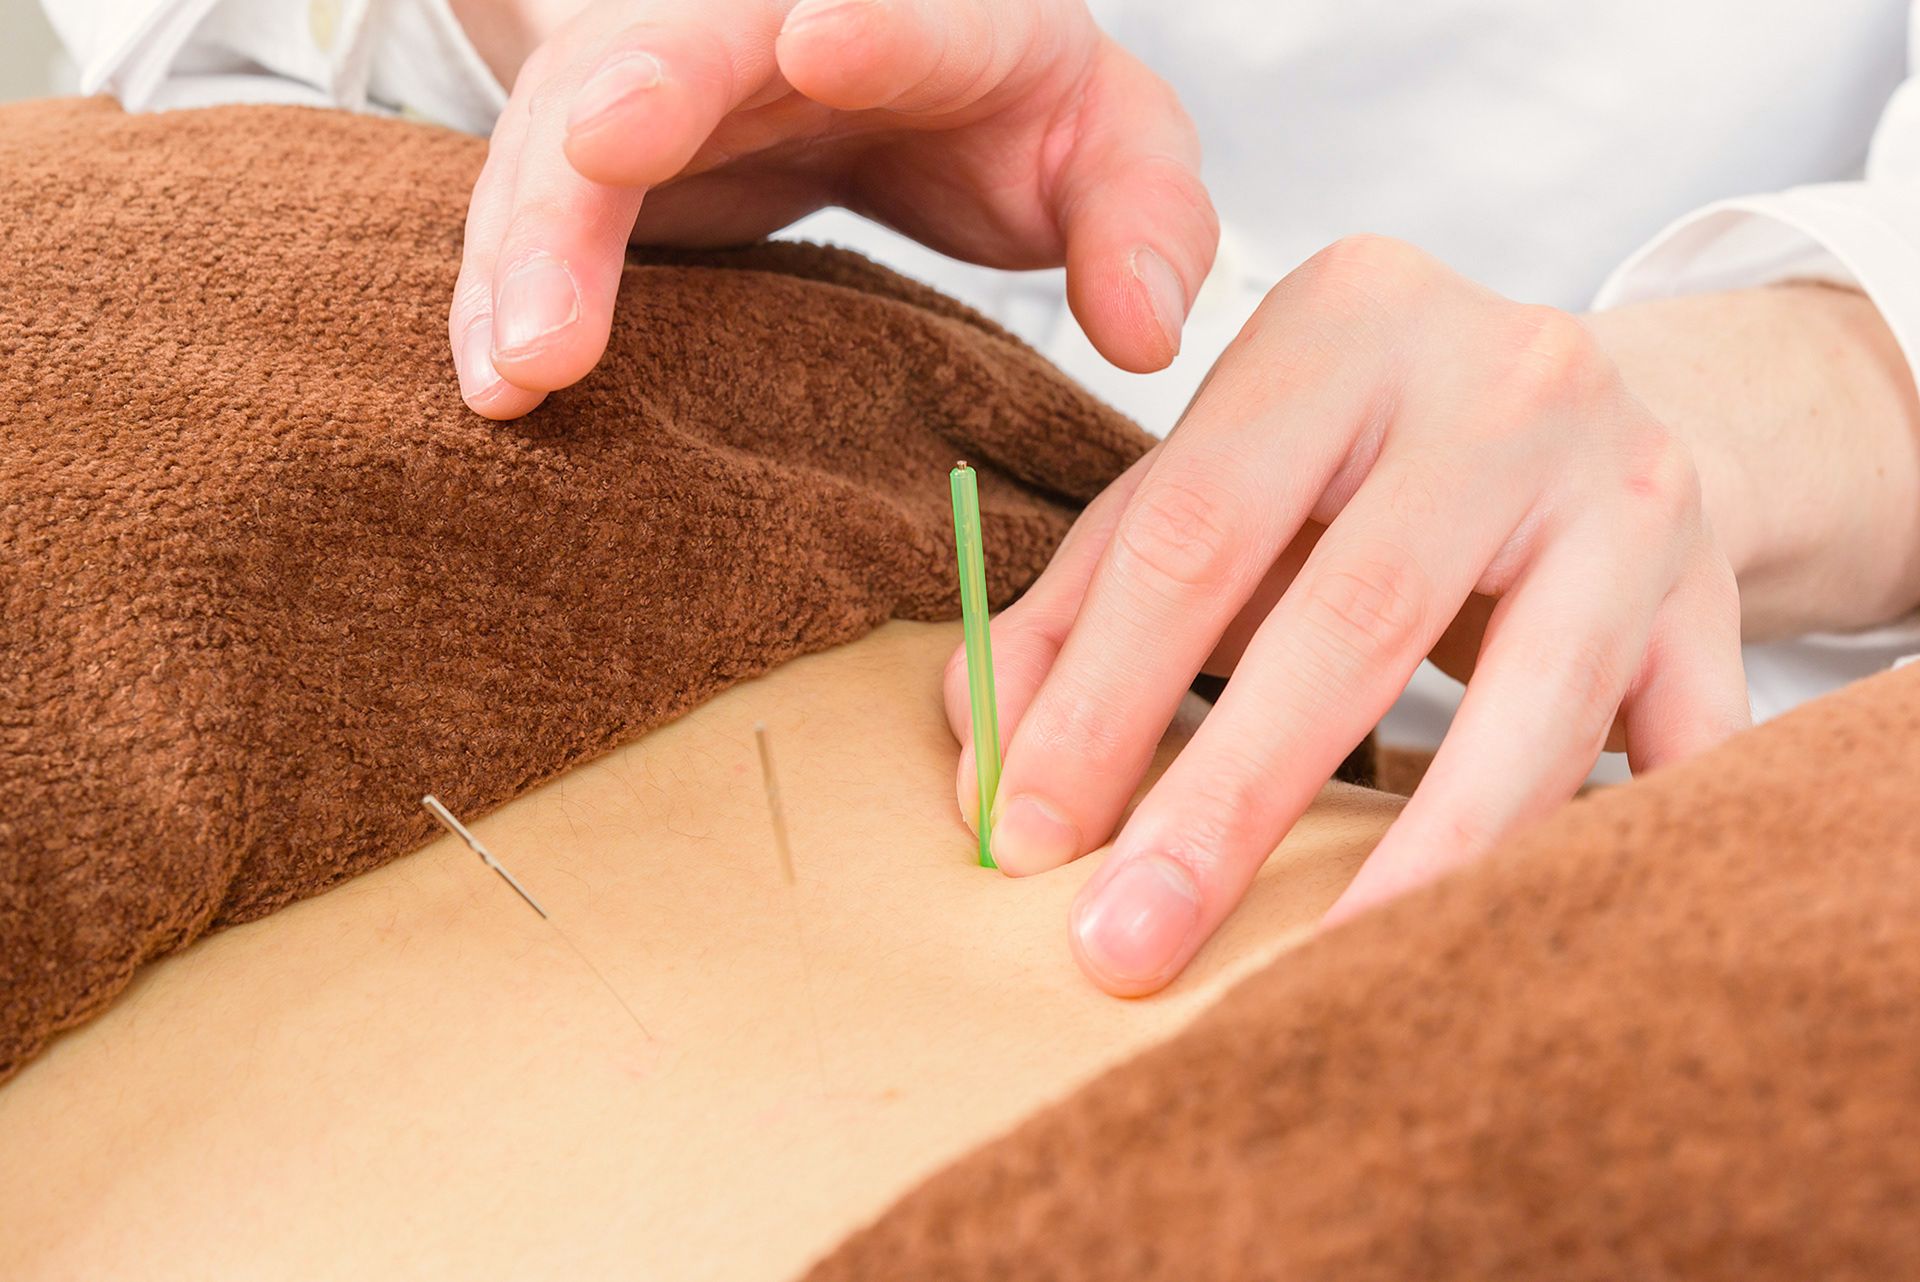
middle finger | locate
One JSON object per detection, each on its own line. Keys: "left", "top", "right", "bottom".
{"left": 985, "top": 300, "right": 1388, "bottom": 875}
{"left": 1071, "top": 446, "right": 1537, "bottom": 992}
{"left": 487, "top": 0, "right": 790, "bottom": 393}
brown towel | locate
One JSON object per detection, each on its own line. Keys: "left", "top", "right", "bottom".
{"left": 0, "top": 98, "right": 1150, "bottom": 1082}
{"left": 809, "top": 655, "right": 1920, "bottom": 1278}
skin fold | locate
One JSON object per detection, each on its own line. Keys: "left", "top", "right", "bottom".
{"left": 0, "top": 622, "right": 1398, "bottom": 1282}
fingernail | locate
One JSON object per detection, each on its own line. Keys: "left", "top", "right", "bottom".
{"left": 1073, "top": 855, "right": 1200, "bottom": 985}
{"left": 457, "top": 320, "right": 500, "bottom": 401}
{"left": 990, "top": 794, "right": 1082, "bottom": 876}
{"left": 569, "top": 52, "right": 665, "bottom": 133}
{"left": 493, "top": 255, "right": 581, "bottom": 359}
{"left": 786, "top": 0, "right": 885, "bottom": 30}
{"left": 1130, "top": 247, "right": 1187, "bottom": 355}
{"left": 956, "top": 742, "right": 979, "bottom": 832}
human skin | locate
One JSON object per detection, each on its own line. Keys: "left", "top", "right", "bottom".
{"left": 953, "top": 269, "right": 1920, "bottom": 996}
{"left": 445, "top": 0, "right": 1215, "bottom": 417}
{"left": 444, "top": 1, "right": 1920, "bottom": 993}
{"left": 0, "top": 622, "right": 1397, "bottom": 1281}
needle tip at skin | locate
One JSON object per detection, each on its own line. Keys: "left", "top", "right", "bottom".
{"left": 414, "top": 802, "right": 648, "bottom": 1044}
{"left": 419, "top": 804, "right": 652, "bottom": 1042}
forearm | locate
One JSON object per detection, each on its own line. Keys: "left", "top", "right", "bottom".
{"left": 1589, "top": 284, "right": 1920, "bottom": 640}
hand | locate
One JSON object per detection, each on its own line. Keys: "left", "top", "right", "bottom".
{"left": 449, "top": 0, "right": 1218, "bottom": 419}
{"left": 946, "top": 234, "right": 1755, "bottom": 995}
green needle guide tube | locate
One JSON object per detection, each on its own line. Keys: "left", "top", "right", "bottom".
{"left": 950, "top": 463, "right": 1001, "bottom": 869}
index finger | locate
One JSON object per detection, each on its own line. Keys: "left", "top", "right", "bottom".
{"left": 984, "top": 281, "right": 1387, "bottom": 876}
{"left": 464, "top": 0, "right": 789, "bottom": 399}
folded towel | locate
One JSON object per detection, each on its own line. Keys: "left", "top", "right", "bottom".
{"left": 0, "top": 98, "right": 1150, "bottom": 1082}
{"left": 811, "top": 644, "right": 1920, "bottom": 1278}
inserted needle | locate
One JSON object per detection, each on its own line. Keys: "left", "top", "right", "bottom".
{"left": 751, "top": 723, "right": 826, "bottom": 1087}
{"left": 420, "top": 794, "right": 652, "bottom": 1040}
{"left": 950, "top": 461, "right": 1002, "bottom": 868}
{"left": 423, "top": 794, "right": 549, "bottom": 918}
{"left": 753, "top": 722, "right": 797, "bottom": 885}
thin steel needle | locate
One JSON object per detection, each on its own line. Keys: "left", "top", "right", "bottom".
{"left": 421, "top": 794, "right": 652, "bottom": 1040}
{"left": 752, "top": 724, "right": 826, "bottom": 1088}
{"left": 752, "top": 723, "right": 796, "bottom": 885}
{"left": 423, "top": 794, "right": 549, "bottom": 918}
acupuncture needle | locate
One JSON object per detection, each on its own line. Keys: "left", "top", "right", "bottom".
{"left": 422, "top": 794, "right": 652, "bottom": 1040}
{"left": 752, "top": 724, "right": 797, "bottom": 886}
{"left": 753, "top": 724, "right": 827, "bottom": 1088}
{"left": 423, "top": 795, "right": 548, "bottom": 916}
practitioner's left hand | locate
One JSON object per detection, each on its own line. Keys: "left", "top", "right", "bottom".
{"left": 945, "top": 234, "right": 1756, "bottom": 994}
{"left": 446, "top": 0, "right": 1214, "bottom": 419}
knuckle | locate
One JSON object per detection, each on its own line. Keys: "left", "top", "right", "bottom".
{"left": 1486, "top": 305, "right": 1605, "bottom": 416}
{"left": 642, "top": 24, "right": 736, "bottom": 102}
{"left": 1619, "top": 427, "right": 1703, "bottom": 528}
{"left": 1143, "top": 759, "right": 1276, "bottom": 876}
{"left": 1141, "top": 162, "right": 1221, "bottom": 247}
{"left": 1432, "top": 808, "right": 1495, "bottom": 859}
{"left": 1316, "top": 233, "right": 1433, "bottom": 284}
{"left": 1151, "top": 794, "right": 1244, "bottom": 876}
{"left": 524, "top": 67, "right": 575, "bottom": 120}
{"left": 1523, "top": 632, "right": 1628, "bottom": 733}
{"left": 449, "top": 277, "right": 493, "bottom": 331}
{"left": 502, "top": 187, "right": 623, "bottom": 253}
{"left": 1114, "top": 471, "right": 1248, "bottom": 592}
{"left": 1302, "top": 234, "right": 1435, "bottom": 304}
{"left": 1027, "top": 680, "right": 1132, "bottom": 772}
{"left": 1273, "top": 235, "right": 1439, "bottom": 336}
{"left": 1296, "top": 551, "right": 1430, "bottom": 667}
{"left": 500, "top": 195, "right": 572, "bottom": 246}
{"left": 1141, "top": 66, "right": 1195, "bottom": 127}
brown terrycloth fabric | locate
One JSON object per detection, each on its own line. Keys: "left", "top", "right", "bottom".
{"left": 0, "top": 98, "right": 1151, "bottom": 1082}
{"left": 811, "top": 661, "right": 1920, "bottom": 1279}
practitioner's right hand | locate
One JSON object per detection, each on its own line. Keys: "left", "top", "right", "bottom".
{"left": 448, "top": 0, "right": 1218, "bottom": 419}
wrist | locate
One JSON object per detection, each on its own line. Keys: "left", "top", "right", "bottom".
{"left": 1588, "top": 284, "right": 1920, "bottom": 639}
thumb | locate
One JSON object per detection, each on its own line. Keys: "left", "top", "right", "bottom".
{"left": 777, "top": 0, "right": 1084, "bottom": 115}
{"left": 1055, "top": 47, "right": 1218, "bottom": 373}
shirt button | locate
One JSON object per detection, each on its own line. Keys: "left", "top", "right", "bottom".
{"left": 309, "top": 0, "right": 339, "bottom": 51}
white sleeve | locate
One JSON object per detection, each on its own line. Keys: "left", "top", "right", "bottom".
{"left": 1594, "top": 2, "right": 1920, "bottom": 705}
{"left": 34, "top": 0, "right": 505, "bottom": 134}
{"left": 1595, "top": 8, "right": 1920, "bottom": 391}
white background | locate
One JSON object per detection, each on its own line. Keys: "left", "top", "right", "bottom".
{"left": 2, "top": 0, "right": 63, "bottom": 100}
